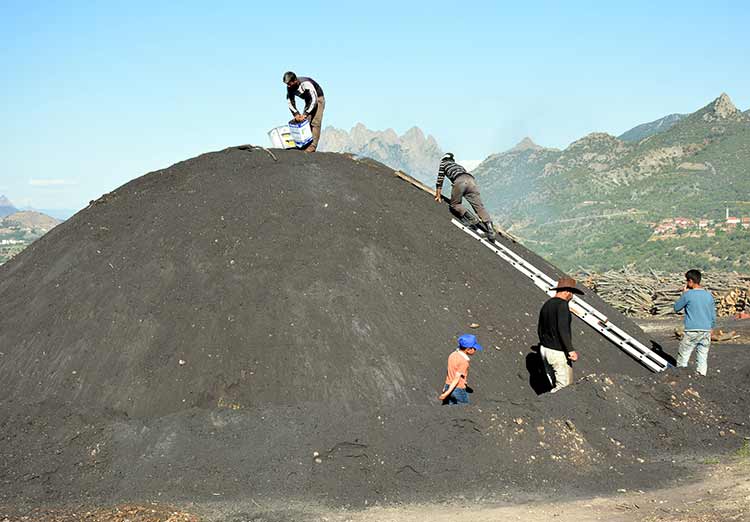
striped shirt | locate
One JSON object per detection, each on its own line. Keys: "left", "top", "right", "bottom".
{"left": 435, "top": 159, "right": 469, "bottom": 189}
{"left": 287, "top": 76, "right": 325, "bottom": 116}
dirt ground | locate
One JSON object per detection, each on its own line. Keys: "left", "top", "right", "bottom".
{"left": 2, "top": 459, "right": 748, "bottom": 521}
{"left": 343, "top": 461, "right": 750, "bottom": 522}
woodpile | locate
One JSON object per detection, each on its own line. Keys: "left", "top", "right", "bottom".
{"left": 578, "top": 267, "right": 750, "bottom": 318}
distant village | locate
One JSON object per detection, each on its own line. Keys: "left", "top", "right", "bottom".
{"left": 650, "top": 208, "right": 750, "bottom": 239}
{"left": 0, "top": 238, "right": 25, "bottom": 245}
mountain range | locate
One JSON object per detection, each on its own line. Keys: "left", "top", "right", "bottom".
{"left": 320, "top": 94, "right": 750, "bottom": 273}
{"left": 319, "top": 123, "right": 443, "bottom": 184}
{"left": 473, "top": 93, "right": 750, "bottom": 272}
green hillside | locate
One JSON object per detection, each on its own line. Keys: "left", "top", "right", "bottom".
{"left": 474, "top": 94, "right": 750, "bottom": 273}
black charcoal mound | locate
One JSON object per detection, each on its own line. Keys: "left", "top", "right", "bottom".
{"left": 1, "top": 148, "right": 748, "bottom": 511}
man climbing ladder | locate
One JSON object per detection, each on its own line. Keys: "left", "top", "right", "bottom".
{"left": 434, "top": 153, "right": 496, "bottom": 241}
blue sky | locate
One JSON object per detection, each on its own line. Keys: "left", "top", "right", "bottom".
{"left": 1, "top": 1, "right": 748, "bottom": 212}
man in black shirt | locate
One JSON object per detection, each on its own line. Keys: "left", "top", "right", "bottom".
{"left": 537, "top": 277, "right": 584, "bottom": 393}
{"left": 283, "top": 71, "right": 325, "bottom": 152}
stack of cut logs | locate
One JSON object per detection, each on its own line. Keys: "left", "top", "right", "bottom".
{"left": 578, "top": 267, "right": 750, "bottom": 318}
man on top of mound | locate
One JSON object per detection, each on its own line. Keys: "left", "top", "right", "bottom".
{"left": 283, "top": 71, "right": 325, "bottom": 153}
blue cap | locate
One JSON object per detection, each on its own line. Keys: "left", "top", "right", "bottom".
{"left": 457, "top": 334, "right": 483, "bottom": 351}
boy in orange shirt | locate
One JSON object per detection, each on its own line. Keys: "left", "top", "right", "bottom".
{"left": 438, "top": 334, "right": 483, "bottom": 405}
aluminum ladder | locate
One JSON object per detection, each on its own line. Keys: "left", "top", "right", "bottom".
{"left": 451, "top": 219, "right": 670, "bottom": 373}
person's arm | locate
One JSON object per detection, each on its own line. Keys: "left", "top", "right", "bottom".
{"left": 439, "top": 374, "right": 462, "bottom": 401}
{"left": 557, "top": 303, "right": 576, "bottom": 359}
{"left": 287, "top": 88, "right": 299, "bottom": 116}
{"left": 435, "top": 162, "right": 445, "bottom": 201}
{"left": 674, "top": 291, "right": 688, "bottom": 313}
{"left": 301, "top": 81, "right": 318, "bottom": 116}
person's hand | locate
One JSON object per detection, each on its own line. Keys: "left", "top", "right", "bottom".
{"left": 438, "top": 392, "right": 448, "bottom": 401}
{"left": 568, "top": 351, "right": 578, "bottom": 362}
{"left": 434, "top": 192, "right": 442, "bottom": 202}
{"left": 294, "top": 114, "right": 305, "bottom": 122}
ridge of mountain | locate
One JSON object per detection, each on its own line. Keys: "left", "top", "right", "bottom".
{"left": 1, "top": 211, "right": 60, "bottom": 231}
{"left": 618, "top": 113, "right": 686, "bottom": 142}
{"left": 319, "top": 123, "right": 443, "bottom": 184}
{"left": 473, "top": 93, "right": 750, "bottom": 272}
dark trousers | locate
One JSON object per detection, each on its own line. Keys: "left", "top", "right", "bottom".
{"left": 450, "top": 174, "right": 491, "bottom": 222}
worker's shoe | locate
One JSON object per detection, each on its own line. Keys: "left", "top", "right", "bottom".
{"left": 460, "top": 212, "right": 480, "bottom": 228}
{"left": 482, "top": 221, "right": 497, "bottom": 242}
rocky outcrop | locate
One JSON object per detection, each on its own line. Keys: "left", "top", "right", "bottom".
{"left": 319, "top": 123, "right": 443, "bottom": 183}
{"left": 698, "top": 93, "right": 744, "bottom": 122}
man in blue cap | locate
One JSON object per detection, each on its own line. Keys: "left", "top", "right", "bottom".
{"left": 438, "top": 334, "right": 483, "bottom": 405}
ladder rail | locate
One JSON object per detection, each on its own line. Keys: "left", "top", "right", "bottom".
{"left": 451, "top": 219, "right": 669, "bottom": 372}
{"left": 569, "top": 302, "right": 667, "bottom": 372}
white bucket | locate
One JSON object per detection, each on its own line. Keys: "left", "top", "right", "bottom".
{"left": 288, "top": 119, "right": 314, "bottom": 148}
{"left": 267, "top": 125, "right": 296, "bottom": 149}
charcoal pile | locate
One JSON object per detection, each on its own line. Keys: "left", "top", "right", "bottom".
{"left": 0, "top": 148, "right": 748, "bottom": 517}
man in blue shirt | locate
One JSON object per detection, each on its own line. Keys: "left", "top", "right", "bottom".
{"left": 674, "top": 269, "right": 716, "bottom": 376}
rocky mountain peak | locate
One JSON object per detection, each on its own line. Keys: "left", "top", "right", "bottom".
{"left": 509, "top": 137, "right": 542, "bottom": 152}
{"left": 0, "top": 195, "right": 18, "bottom": 218}
{"left": 403, "top": 126, "right": 425, "bottom": 141}
{"left": 714, "top": 93, "right": 737, "bottom": 115}
{"left": 701, "top": 93, "right": 741, "bottom": 121}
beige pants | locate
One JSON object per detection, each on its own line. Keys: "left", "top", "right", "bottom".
{"left": 540, "top": 346, "right": 572, "bottom": 393}
{"left": 306, "top": 96, "right": 325, "bottom": 152}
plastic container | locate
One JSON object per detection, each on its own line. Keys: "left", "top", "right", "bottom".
{"left": 288, "top": 119, "right": 313, "bottom": 148}
{"left": 267, "top": 125, "right": 296, "bottom": 149}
